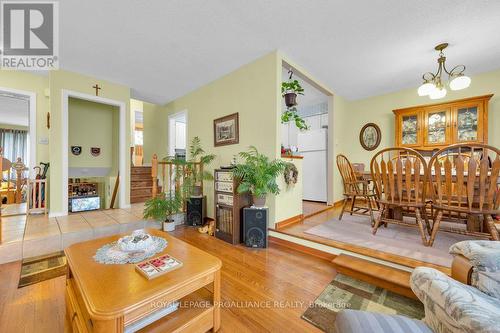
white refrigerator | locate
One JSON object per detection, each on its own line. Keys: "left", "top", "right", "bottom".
{"left": 298, "top": 128, "right": 327, "bottom": 202}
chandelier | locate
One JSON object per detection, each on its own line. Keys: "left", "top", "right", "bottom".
{"left": 418, "top": 43, "right": 471, "bottom": 100}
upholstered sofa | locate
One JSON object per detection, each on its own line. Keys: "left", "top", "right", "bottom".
{"left": 334, "top": 241, "right": 500, "bottom": 333}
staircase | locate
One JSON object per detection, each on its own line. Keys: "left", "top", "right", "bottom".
{"left": 130, "top": 166, "right": 155, "bottom": 204}
{"left": 332, "top": 254, "right": 417, "bottom": 299}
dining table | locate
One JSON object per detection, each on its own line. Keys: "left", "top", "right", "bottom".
{"left": 355, "top": 169, "right": 499, "bottom": 236}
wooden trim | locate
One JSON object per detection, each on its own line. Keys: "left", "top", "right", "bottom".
{"left": 269, "top": 236, "right": 336, "bottom": 261}
{"left": 333, "top": 254, "right": 417, "bottom": 300}
{"left": 303, "top": 204, "right": 337, "bottom": 218}
{"left": 281, "top": 155, "right": 303, "bottom": 159}
{"left": 271, "top": 228, "right": 451, "bottom": 274}
{"left": 392, "top": 94, "right": 493, "bottom": 113}
{"left": 275, "top": 214, "right": 304, "bottom": 230}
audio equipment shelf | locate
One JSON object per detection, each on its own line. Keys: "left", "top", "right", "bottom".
{"left": 214, "top": 169, "right": 251, "bottom": 244}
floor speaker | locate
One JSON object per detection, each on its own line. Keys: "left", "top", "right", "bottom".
{"left": 186, "top": 196, "right": 206, "bottom": 226}
{"left": 243, "top": 207, "right": 268, "bottom": 248}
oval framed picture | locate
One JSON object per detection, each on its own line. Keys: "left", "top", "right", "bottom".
{"left": 359, "top": 123, "right": 381, "bottom": 151}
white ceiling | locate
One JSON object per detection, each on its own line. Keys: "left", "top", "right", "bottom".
{"left": 59, "top": 0, "right": 500, "bottom": 104}
{"left": 0, "top": 95, "right": 29, "bottom": 127}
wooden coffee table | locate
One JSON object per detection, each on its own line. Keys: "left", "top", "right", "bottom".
{"left": 65, "top": 228, "right": 222, "bottom": 333}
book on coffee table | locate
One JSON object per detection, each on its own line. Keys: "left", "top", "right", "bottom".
{"left": 135, "top": 254, "right": 183, "bottom": 280}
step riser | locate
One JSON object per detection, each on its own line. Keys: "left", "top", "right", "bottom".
{"left": 332, "top": 254, "right": 417, "bottom": 300}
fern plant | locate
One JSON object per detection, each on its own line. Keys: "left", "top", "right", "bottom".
{"left": 143, "top": 192, "right": 182, "bottom": 222}
{"left": 233, "top": 146, "right": 288, "bottom": 200}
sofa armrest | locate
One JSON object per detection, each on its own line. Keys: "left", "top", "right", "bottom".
{"left": 451, "top": 254, "right": 473, "bottom": 285}
{"left": 410, "top": 267, "right": 500, "bottom": 333}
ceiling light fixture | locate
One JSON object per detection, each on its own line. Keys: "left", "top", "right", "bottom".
{"left": 418, "top": 43, "right": 471, "bottom": 99}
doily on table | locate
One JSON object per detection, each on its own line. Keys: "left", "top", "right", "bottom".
{"left": 93, "top": 236, "right": 168, "bottom": 264}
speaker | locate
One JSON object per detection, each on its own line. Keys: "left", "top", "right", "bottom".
{"left": 243, "top": 207, "right": 268, "bottom": 248}
{"left": 186, "top": 196, "right": 206, "bottom": 226}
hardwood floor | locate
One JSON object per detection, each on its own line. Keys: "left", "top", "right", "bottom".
{"left": 302, "top": 201, "right": 332, "bottom": 218}
{"left": 0, "top": 226, "right": 336, "bottom": 333}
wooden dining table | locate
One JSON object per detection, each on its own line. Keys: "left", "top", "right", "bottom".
{"left": 356, "top": 170, "right": 499, "bottom": 236}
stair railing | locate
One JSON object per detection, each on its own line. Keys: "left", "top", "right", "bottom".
{"left": 151, "top": 154, "right": 202, "bottom": 212}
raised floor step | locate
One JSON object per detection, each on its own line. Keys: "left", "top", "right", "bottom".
{"left": 332, "top": 254, "right": 417, "bottom": 300}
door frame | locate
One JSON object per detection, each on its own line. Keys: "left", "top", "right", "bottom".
{"left": 61, "top": 89, "right": 127, "bottom": 216}
{"left": 168, "top": 110, "right": 188, "bottom": 157}
{"left": 0, "top": 86, "right": 37, "bottom": 178}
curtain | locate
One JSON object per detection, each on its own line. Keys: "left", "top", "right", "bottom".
{"left": 0, "top": 128, "right": 28, "bottom": 179}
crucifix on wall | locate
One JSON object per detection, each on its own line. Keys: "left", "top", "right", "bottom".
{"left": 92, "top": 84, "right": 102, "bottom": 96}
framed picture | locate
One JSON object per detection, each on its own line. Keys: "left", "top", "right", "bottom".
{"left": 359, "top": 123, "right": 381, "bottom": 151}
{"left": 213, "top": 113, "right": 239, "bottom": 147}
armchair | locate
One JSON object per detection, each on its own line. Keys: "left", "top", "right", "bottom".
{"left": 334, "top": 240, "right": 500, "bottom": 333}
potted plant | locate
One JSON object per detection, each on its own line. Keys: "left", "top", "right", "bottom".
{"left": 233, "top": 146, "right": 288, "bottom": 208}
{"left": 281, "top": 106, "right": 310, "bottom": 131}
{"left": 185, "top": 137, "right": 216, "bottom": 197}
{"left": 281, "top": 79, "right": 304, "bottom": 107}
{"left": 143, "top": 192, "right": 182, "bottom": 232}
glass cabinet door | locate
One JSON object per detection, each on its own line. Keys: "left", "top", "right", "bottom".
{"left": 425, "top": 108, "right": 450, "bottom": 145}
{"left": 401, "top": 113, "right": 420, "bottom": 146}
{"left": 455, "top": 105, "right": 480, "bottom": 143}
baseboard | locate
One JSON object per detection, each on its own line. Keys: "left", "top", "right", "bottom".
{"left": 48, "top": 211, "right": 66, "bottom": 218}
{"left": 275, "top": 214, "right": 304, "bottom": 230}
{"left": 269, "top": 235, "right": 336, "bottom": 261}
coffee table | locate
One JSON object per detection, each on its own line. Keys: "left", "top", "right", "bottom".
{"left": 65, "top": 228, "right": 222, "bottom": 333}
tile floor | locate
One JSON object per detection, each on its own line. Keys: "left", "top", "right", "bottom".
{"left": 0, "top": 203, "right": 160, "bottom": 264}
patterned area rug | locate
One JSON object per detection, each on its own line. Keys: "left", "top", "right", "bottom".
{"left": 18, "top": 251, "right": 67, "bottom": 288}
{"left": 301, "top": 274, "right": 424, "bottom": 333}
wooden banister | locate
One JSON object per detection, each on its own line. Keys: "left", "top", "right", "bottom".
{"left": 152, "top": 154, "right": 158, "bottom": 197}
{"left": 150, "top": 154, "right": 203, "bottom": 210}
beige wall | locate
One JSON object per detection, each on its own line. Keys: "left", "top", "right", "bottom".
{"left": 68, "top": 98, "right": 118, "bottom": 169}
{"left": 161, "top": 51, "right": 281, "bottom": 224}
{"left": 275, "top": 158, "right": 303, "bottom": 222}
{"left": 333, "top": 68, "right": 500, "bottom": 202}
{"left": 143, "top": 101, "right": 168, "bottom": 164}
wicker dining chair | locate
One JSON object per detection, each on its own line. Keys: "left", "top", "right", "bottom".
{"left": 370, "top": 148, "right": 430, "bottom": 245}
{"left": 427, "top": 144, "right": 500, "bottom": 246}
{"left": 336, "top": 154, "right": 377, "bottom": 224}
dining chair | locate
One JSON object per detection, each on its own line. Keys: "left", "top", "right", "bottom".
{"left": 336, "top": 154, "right": 377, "bottom": 224}
{"left": 370, "top": 148, "right": 430, "bottom": 245}
{"left": 427, "top": 144, "right": 500, "bottom": 246}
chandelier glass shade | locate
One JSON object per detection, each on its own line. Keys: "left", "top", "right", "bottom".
{"left": 418, "top": 43, "right": 471, "bottom": 99}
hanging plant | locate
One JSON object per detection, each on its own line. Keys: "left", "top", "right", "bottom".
{"left": 281, "top": 107, "right": 310, "bottom": 131}
{"left": 281, "top": 70, "right": 305, "bottom": 107}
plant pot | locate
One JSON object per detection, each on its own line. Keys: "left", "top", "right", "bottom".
{"left": 284, "top": 92, "right": 297, "bottom": 107}
{"left": 192, "top": 185, "right": 203, "bottom": 197}
{"left": 252, "top": 195, "right": 267, "bottom": 208}
{"left": 163, "top": 220, "right": 176, "bottom": 232}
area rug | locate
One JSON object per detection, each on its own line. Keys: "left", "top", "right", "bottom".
{"left": 304, "top": 215, "right": 476, "bottom": 267}
{"left": 301, "top": 274, "right": 424, "bottom": 333}
{"left": 18, "top": 251, "right": 67, "bottom": 288}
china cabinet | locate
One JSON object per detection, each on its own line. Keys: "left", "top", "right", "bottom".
{"left": 394, "top": 95, "right": 492, "bottom": 150}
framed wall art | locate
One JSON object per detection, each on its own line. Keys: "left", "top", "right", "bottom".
{"left": 359, "top": 123, "right": 381, "bottom": 151}
{"left": 213, "top": 113, "right": 239, "bottom": 147}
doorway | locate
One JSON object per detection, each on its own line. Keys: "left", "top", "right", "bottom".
{"left": 61, "top": 90, "right": 127, "bottom": 216}
{"left": 0, "top": 88, "right": 36, "bottom": 216}
{"left": 281, "top": 67, "right": 330, "bottom": 209}
{"left": 168, "top": 111, "right": 187, "bottom": 160}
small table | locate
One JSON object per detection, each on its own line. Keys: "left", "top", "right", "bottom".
{"left": 65, "top": 229, "right": 222, "bottom": 333}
